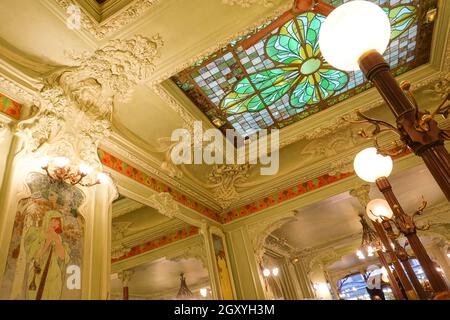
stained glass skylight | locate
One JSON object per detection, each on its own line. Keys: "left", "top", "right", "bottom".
{"left": 173, "top": 0, "right": 436, "bottom": 138}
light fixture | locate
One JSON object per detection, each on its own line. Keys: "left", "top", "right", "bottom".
{"left": 380, "top": 267, "right": 389, "bottom": 283}
{"left": 366, "top": 199, "right": 393, "bottom": 223}
{"left": 272, "top": 267, "right": 279, "bottom": 276}
{"left": 40, "top": 156, "right": 110, "bottom": 187}
{"left": 176, "top": 273, "right": 193, "bottom": 299}
{"left": 319, "top": 0, "right": 390, "bottom": 71}
{"left": 353, "top": 147, "right": 393, "bottom": 182}
{"left": 426, "top": 8, "right": 437, "bottom": 23}
{"left": 262, "top": 267, "right": 279, "bottom": 277}
{"left": 356, "top": 213, "right": 382, "bottom": 260}
{"left": 356, "top": 249, "right": 365, "bottom": 260}
{"left": 199, "top": 288, "right": 208, "bottom": 298}
{"left": 320, "top": 1, "right": 449, "bottom": 200}
{"left": 353, "top": 147, "right": 449, "bottom": 294}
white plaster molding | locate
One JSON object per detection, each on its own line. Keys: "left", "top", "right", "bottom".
{"left": 0, "top": 74, "right": 37, "bottom": 106}
{"left": 149, "top": 1, "right": 292, "bottom": 84}
{"left": 112, "top": 244, "right": 131, "bottom": 259}
{"left": 16, "top": 35, "right": 162, "bottom": 175}
{"left": 147, "top": 192, "right": 180, "bottom": 219}
{"left": 112, "top": 197, "right": 145, "bottom": 218}
{"left": 151, "top": 83, "right": 196, "bottom": 132}
{"left": 221, "top": 0, "right": 275, "bottom": 7}
{"left": 112, "top": 218, "right": 188, "bottom": 249}
{"left": 349, "top": 184, "right": 371, "bottom": 209}
{"left": 0, "top": 119, "right": 10, "bottom": 143}
{"left": 54, "top": 0, "right": 161, "bottom": 40}
{"left": 207, "top": 164, "right": 251, "bottom": 210}
{"left": 170, "top": 244, "right": 208, "bottom": 269}
{"left": 112, "top": 221, "right": 133, "bottom": 241}
{"left": 246, "top": 211, "right": 296, "bottom": 264}
{"left": 118, "top": 269, "right": 134, "bottom": 287}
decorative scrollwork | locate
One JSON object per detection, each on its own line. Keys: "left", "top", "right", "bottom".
{"left": 378, "top": 197, "right": 432, "bottom": 235}
{"left": 342, "top": 110, "right": 408, "bottom": 156}
{"left": 401, "top": 80, "right": 450, "bottom": 140}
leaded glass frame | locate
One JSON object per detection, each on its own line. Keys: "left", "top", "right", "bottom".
{"left": 173, "top": 0, "right": 436, "bottom": 138}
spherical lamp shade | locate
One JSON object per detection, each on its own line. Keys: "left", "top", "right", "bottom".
{"left": 319, "top": 0, "right": 391, "bottom": 71}
{"left": 366, "top": 199, "right": 393, "bottom": 222}
{"left": 353, "top": 147, "right": 393, "bottom": 182}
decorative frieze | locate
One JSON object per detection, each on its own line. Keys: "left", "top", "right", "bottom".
{"left": 221, "top": 0, "right": 274, "bottom": 7}
{"left": 55, "top": 0, "right": 161, "bottom": 40}
{"left": 111, "top": 226, "right": 199, "bottom": 263}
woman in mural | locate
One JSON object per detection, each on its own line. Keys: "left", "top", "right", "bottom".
{"left": 24, "top": 209, "right": 70, "bottom": 300}
{"left": 213, "top": 234, "right": 233, "bottom": 300}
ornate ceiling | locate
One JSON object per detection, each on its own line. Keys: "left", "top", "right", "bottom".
{"left": 0, "top": 0, "right": 448, "bottom": 218}
{"left": 173, "top": 0, "right": 433, "bottom": 138}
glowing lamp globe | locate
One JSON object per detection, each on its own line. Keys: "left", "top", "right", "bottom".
{"left": 366, "top": 199, "right": 393, "bottom": 222}
{"left": 263, "top": 268, "right": 271, "bottom": 277}
{"left": 353, "top": 147, "right": 393, "bottom": 182}
{"left": 319, "top": 0, "right": 391, "bottom": 71}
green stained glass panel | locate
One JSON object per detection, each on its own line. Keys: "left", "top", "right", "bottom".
{"left": 173, "top": 0, "right": 433, "bottom": 138}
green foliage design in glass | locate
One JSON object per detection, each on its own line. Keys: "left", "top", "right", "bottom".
{"left": 221, "top": 12, "right": 348, "bottom": 114}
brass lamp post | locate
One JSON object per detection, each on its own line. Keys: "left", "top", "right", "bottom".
{"left": 353, "top": 147, "right": 449, "bottom": 295}
{"left": 319, "top": 0, "right": 450, "bottom": 201}
{"left": 365, "top": 200, "right": 419, "bottom": 300}
{"left": 380, "top": 219, "right": 429, "bottom": 299}
{"left": 357, "top": 213, "right": 406, "bottom": 300}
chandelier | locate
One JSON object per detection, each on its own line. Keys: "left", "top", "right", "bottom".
{"left": 176, "top": 273, "right": 194, "bottom": 299}
{"left": 39, "top": 156, "right": 110, "bottom": 187}
{"left": 356, "top": 213, "right": 382, "bottom": 260}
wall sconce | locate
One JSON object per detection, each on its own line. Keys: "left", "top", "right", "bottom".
{"left": 39, "top": 156, "right": 110, "bottom": 187}
{"left": 263, "top": 267, "right": 279, "bottom": 277}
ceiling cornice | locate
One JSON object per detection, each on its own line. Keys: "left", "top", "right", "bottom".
{"left": 112, "top": 197, "right": 145, "bottom": 218}
{"left": 112, "top": 218, "right": 190, "bottom": 249}
{"left": 47, "top": 0, "right": 162, "bottom": 40}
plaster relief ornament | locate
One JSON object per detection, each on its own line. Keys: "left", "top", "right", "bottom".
{"left": 147, "top": 192, "right": 180, "bottom": 218}
{"left": 17, "top": 35, "right": 163, "bottom": 167}
{"left": 208, "top": 164, "right": 251, "bottom": 210}
{"left": 55, "top": 0, "right": 161, "bottom": 40}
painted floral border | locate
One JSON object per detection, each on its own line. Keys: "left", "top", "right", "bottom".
{"left": 98, "top": 149, "right": 220, "bottom": 221}
{"left": 100, "top": 148, "right": 412, "bottom": 225}
{"left": 112, "top": 226, "right": 199, "bottom": 263}
{"left": 0, "top": 93, "right": 21, "bottom": 119}
{"left": 222, "top": 172, "right": 353, "bottom": 223}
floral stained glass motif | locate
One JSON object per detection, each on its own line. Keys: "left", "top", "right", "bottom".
{"left": 173, "top": 0, "right": 435, "bottom": 138}
{"left": 221, "top": 13, "right": 348, "bottom": 115}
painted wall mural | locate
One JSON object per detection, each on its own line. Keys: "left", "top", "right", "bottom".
{"left": 0, "top": 173, "right": 85, "bottom": 300}
{"left": 212, "top": 233, "right": 234, "bottom": 300}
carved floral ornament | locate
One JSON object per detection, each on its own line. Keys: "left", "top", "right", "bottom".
{"left": 15, "top": 35, "right": 163, "bottom": 177}
{"left": 208, "top": 164, "right": 251, "bottom": 210}
{"left": 55, "top": 0, "right": 162, "bottom": 40}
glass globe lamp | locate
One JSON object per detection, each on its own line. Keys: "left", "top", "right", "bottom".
{"left": 354, "top": 147, "right": 393, "bottom": 182}
{"left": 319, "top": 0, "right": 391, "bottom": 71}
{"left": 366, "top": 199, "right": 393, "bottom": 223}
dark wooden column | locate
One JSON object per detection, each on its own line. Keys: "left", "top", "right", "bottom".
{"left": 358, "top": 50, "right": 450, "bottom": 201}
{"left": 372, "top": 221, "right": 417, "bottom": 299}
{"left": 375, "top": 177, "right": 449, "bottom": 294}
